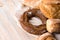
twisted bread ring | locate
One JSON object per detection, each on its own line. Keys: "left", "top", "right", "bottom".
{"left": 20, "top": 9, "right": 47, "bottom": 35}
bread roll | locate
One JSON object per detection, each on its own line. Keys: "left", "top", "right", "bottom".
{"left": 41, "top": 0, "right": 60, "bottom": 4}
{"left": 40, "top": 0, "right": 60, "bottom": 19}
{"left": 36, "top": 32, "right": 56, "bottom": 40}
{"left": 46, "top": 19, "right": 60, "bottom": 33}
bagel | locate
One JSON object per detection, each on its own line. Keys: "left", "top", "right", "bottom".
{"left": 19, "top": 9, "right": 47, "bottom": 35}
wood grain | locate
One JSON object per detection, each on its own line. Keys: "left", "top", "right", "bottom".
{"left": 0, "top": 0, "right": 38, "bottom": 40}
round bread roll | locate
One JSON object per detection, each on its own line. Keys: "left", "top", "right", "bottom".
{"left": 41, "top": 0, "right": 60, "bottom": 4}
{"left": 23, "top": 0, "right": 41, "bottom": 9}
{"left": 20, "top": 9, "right": 47, "bottom": 35}
{"left": 40, "top": 0, "right": 60, "bottom": 19}
{"left": 36, "top": 32, "right": 56, "bottom": 40}
{"left": 46, "top": 19, "right": 60, "bottom": 33}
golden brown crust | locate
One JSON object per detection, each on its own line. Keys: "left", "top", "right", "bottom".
{"left": 36, "top": 33, "right": 56, "bottom": 40}
{"left": 40, "top": 2, "right": 60, "bottom": 19}
{"left": 46, "top": 19, "right": 60, "bottom": 33}
{"left": 46, "top": 37, "right": 55, "bottom": 40}
{"left": 19, "top": 9, "right": 47, "bottom": 35}
{"left": 41, "top": 0, "right": 60, "bottom": 4}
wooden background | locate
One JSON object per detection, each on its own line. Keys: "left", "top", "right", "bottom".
{"left": 1, "top": 0, "right": 60, "bottom": 40}
{"left": 0, "top": 0, "right": 38, "bottom": 40}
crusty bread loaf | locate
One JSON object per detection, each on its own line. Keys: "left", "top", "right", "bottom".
{"left": 40, "top": 0, "right": 60, "bottom": 19}
{"left": 41, "top": 0, "right": 60, "bottom": 4}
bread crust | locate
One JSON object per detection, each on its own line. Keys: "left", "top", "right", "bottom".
{"left": 46, "top": 19, "right": 60, "bottom": 33}
{"left": 19, "top": 9, "right": 47, "bottom": 35}
{"left": 36, "top": 33, "right": 56, "bottom": 40}
{"left": 40, "top": 2, "right": 60, "bottom": 19}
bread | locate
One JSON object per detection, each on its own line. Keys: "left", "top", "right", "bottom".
{"left": 41, "top": 0, "right": 60, "bottom": 4}
{"left": 19, "top": 9, "right": 47, "bottom": 35}
{"left": 36, "top": 32, "right": 56, "bottom": 40}
{"left": 40, "top": 0, "right": 60, "bottom": 19}
{"left": 46, "top": 19, "right": 60, "bottom": 33}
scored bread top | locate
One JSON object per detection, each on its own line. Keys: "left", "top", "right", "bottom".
{"left": 41, "top": 0, "right": 60, "bottom": 4}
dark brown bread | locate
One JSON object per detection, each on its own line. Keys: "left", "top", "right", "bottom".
{"left": 19, "top": 9, "right": 47, "bottom": 35}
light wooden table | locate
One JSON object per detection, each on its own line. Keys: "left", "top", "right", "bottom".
{"left": 1, "top": 0, "right": 60, "bottom": 40}
{"left": 0, "top": 0, "right": 38, "bottom": 40}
